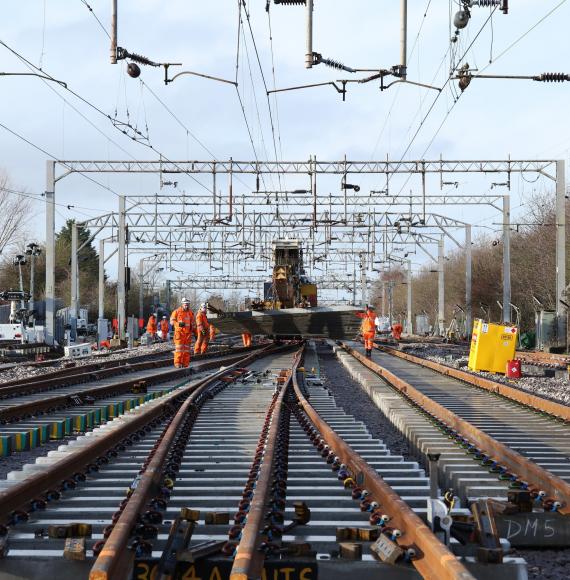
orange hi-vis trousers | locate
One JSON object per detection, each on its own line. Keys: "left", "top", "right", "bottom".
{"left": 194, "top": 331, "right": 209, "bottom": 355}
{"left": 174, "top": 342, "right": 191, "bottom": 368}
{"left": 363, "top": 331, "right": 375, "bottom": 350}
{"left": 242, "top": 332, "right": 252, "bottom": 347}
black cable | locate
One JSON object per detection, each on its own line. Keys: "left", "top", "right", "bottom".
{"left": 79, "top": 0, "right": 111, "bottom": 39}
{"left": 0, "top": 120, "right": 122, "bottom": 198}
{"left": 392, "top": 6, "right": 499, "bottom": 194}
{"left": 241, "top": 0, "right": 282, "bottom": 190}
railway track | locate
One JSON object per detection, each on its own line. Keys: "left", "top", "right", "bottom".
{"left": 335, "top": 340, "right": 570, "bottom": 548}
{"left": 0, "top": 348, "right": 257, "bottom": 457}
{"left": 0, "top": 341, "right": 528, "bottom": 579}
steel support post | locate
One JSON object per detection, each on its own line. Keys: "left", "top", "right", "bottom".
{"left": 556, "top": 160, "right": 567, "bottom": 346}
{"left": 438, "top": 236, "right": 445, "bottom": 336}
{"left": 360, "top": 254, "right": 367, "bottom": 307}
{"left": 98, "top": 239, "right": 105, "bottom": 320}
{"left": 139, "top": 258, "right": 144, "bottom": 321}
{"left": 117, "top": 196, "right": 126, "bottom": 340}
{"left": 165, "top": 280, "right": 171, "bottom": 310}
{"left": 110, "top": 0, "right": 117, "bottom": 64}
{"left": 305, "top": 0, "right": 313, "bottom": 69}
{"left": 465, "top": 224, "right": 472, "bottom": 336}
{"left": 70, "top": 221, "right": 79, "bottom": 318}
{"left": 502, "top": 195, "right": 511, "bottom": 323}
{"left": 29, "top": 254, "right": 35, "bottom": 316}
{"left": 400, "top": 0, "right": 408, "bottom": 78}
{"left": 45, "top": 161, "right": 56, "bottom": 345}
{"left": 406, "top": 259, "right": 413, "bottom": 334}
{"left": 381, "top": 281, "right": 386, "bottom": 317}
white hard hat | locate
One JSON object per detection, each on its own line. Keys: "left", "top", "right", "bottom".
{"left": 200, "top": 303, "right": 207, "bottom": 310}
{"left": 162, "top": 316, "right": 167, "bottom": 319}
{"left": 181, "top": 297, "right": 190, "bottom": 305}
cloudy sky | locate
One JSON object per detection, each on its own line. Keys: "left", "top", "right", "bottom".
{"left": 1, "top": 0, "right": 569, "bottom": 299}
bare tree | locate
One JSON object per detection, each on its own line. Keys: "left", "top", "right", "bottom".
{"left": 0, "top": 172, "right": 33, "bottom": 255}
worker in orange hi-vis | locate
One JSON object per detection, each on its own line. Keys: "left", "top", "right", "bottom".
{"left": 209, "top": 323, "right": 217, "bottom": 345}
{"left": 169, "top": 298, "right": 195, "bottom": 368}
{"left": 241, "top": 332, "right": 252, "bottom": 347}
{"left": 194, "top": 303, "right": 211, "bottom": 355}
{"left": 160, "top": 316, "right": 170, "bottom": 342}
{"left": 357, "top": 305, "right": 376, "bottom": 358}
{"left": 146, "top": 313, "right": 157, "bottom": 341}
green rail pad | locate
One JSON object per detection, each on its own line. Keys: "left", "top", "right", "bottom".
{"left": 71, "top": 414, "right": 88, "bottom": 432}
{"left": 0, "top": 431, "right": 30, "bottom": 452}
{"left": 91, "top": 408, "right": 102, "bottom": 425}
{"left": 0, "top": 428, "right": 38, "bottom": 449}
{"left": 107, "top": 402, "right": 119, "bottom": 419}
{"left": 0, "top": 436, "right": 11, "bottom": 457}
{"left": 98, "top": 406, "right": 109, "bottom": 422}
{"left": 48, "top": 419, "right": 68, "bottom": 440}
{"left": 15, "top": 422, "right": 50, "bottom": 444}
{"left": 116, "top": 401, "right": 125, "bottom": 416}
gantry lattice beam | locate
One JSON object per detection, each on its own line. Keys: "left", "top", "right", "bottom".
{"left": 55, "top": 158, "right": 557, "bottom": 180}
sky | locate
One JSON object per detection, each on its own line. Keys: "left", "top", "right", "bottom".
{"left": 0, "top": 0, "right": 569, "bottom": 302}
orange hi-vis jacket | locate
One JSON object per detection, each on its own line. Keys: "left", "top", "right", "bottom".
{"left": 357, "top": 311, "right": 376, "bottom": 334}
{"left": 196, "top": 310, "right": 210, "bottom": 335}
{"left": 170, "top": 307, "right": 195, "bottom": 343}
{"left": 160, "top": 319, "right": 169, "bottom": 335}
{"left": 146, "top": 315, "right": 157, "bottom": 334}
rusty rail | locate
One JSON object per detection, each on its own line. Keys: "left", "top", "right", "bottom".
{"left": 0, "top": 345, "right": 258, "bottom": 397}
{"left": 0, "top": 347, "right": 271, "bottom": 528}
{"left": 0, "top": 351, "right": 254, "bottom": 422}
{"left": 229, "top": 350, "right": 301, "bottom": 580}
{"left": 344, "top": 343, "right": 570, "bottom": 514}
{"left": 89, "top": 344, "right": 290, "bottom": 580}
{"left": 376, "top": 344, "right": 570, "bottom": 421}
{"left": 293, "top": 348, "right": 474, "bottom": 580}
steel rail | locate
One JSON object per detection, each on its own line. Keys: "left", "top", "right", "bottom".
{"left": 89, "top": 345, "right": 277, "bottom": 580}
{"left": 0, "top": 351, "right": 174, "bottom": 390}
{"left": 0, "top": 348, "right": 270, "bottom": 527}
{"left": 375, "top": 344, "right": 570, "bottom": 421}
{"left": 0, "top": 352, "right": 249, "bottom": 422}
{"left": 229, "top": 349, "right": 302, "bottom": 580}
{"left": 344, "top": 344, "right": 570, "bottom": 514}
{"left": 292, "top": 348, "right": 474, "bottom": 580}
{"left": 0, "top": 345, "right": 255, "bottom": 395}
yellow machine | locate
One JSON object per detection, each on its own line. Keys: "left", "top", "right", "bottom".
{"left": 263, "top": 240, "right": 317, "bottom": 309}
{"left": 468, "top": 319, "right": 518, "bottom": 374}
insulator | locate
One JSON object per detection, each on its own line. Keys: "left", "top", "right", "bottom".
{"left": 470, "top": 0, "right": 502, "bottom": 6}
{"left": 319, "top": 57, "right": 356, "bottom": 74}
{"left": 127, "top": 51, "right": 160, "bottom": 67}
{"left": 536, "top": 73, "right": 570, "bottom": 83}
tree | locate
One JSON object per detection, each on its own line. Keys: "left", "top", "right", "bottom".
{"left": 0, "top": 171, "right": 33, "bottom": 255}
{"left": 372, "top": 191, "right": 569, "bottom": 333}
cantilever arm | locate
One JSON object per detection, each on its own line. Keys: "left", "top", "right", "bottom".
{"left": 267, "top": 81, "right": 345, "bottom": 95}
{"left": 0, "top": 72, "right": 67, "bottom": 88}
{"left": 164, "top": 64, "right": 237, "bottom": 86}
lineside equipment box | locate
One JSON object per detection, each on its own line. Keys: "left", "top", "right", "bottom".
{"left": 468, "top": 319, "right": 517, "bottom": 374}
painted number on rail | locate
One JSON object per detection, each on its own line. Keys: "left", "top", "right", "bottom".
{"left": 134, "top": 561, "right": 318, "bottom": 580}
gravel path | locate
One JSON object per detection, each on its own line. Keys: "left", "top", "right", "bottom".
{"left": 400, "top": 343, "right": 570, "bottom": 407}
{"left": 314, "top": 341, "right": 412, "bottom": 460}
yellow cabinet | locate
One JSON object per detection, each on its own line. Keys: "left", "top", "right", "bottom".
{"left": 468, "top": 319, "right": 518, "bottom": 374}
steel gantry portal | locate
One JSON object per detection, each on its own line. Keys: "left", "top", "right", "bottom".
{"left": 45, "top": 158, "right": 566, "bottom": 345}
